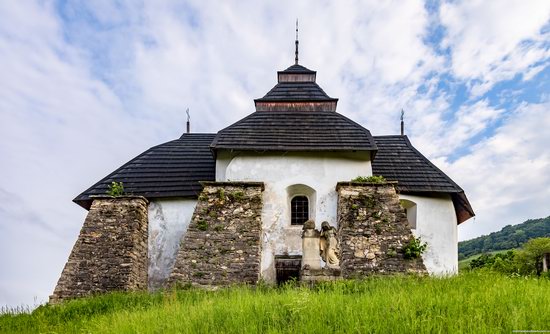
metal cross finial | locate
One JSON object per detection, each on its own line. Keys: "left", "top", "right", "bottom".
{"left": 295, "top": 19, "right": 299, "bottom": 65}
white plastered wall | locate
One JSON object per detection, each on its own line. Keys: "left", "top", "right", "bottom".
{"left": 399, "top": 193, "right": 458, "bottom": 275}
{"left": 218, "top": 151, "right": 372, "bottom": 282}
{"left": 148, "top": 198, "right": 197, "bottom": 289}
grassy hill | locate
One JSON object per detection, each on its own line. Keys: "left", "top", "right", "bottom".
{"left": 458, "top": 249, "right": 511, "bottom": 271}
{"left": 2, "top": 272, "right": 550, "bottom": 333}
{"left": 459, "top": 216, "right": 550, "bottom": 260}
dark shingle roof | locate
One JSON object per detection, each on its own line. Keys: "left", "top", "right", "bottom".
{"left": 256, "top": 81, "right": 337, "bottom": 102}
{"left": 372, "top": 135, "right": 474, "bottom": 223}
{"left": 210, "top": 111, "right": 377, "bottom": 153}
{"left": 73, "top": 132, "right": 473, "bottom": 223}
{"left": 279, "top": 64, "right": 316, "bottom": 74}
{"left": 73, "top": 134, "right": 216, "bottom": 209}
{"left": 372, "top": 135, "right": 461, "bottom": 193}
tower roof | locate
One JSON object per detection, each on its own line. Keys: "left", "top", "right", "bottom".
{"left": 210, "top": 110, "right": 377, "bottom": 154}
{"left": 254, "top": 63, "right": 338, "bottom": 111}
{"left": 279, "top": 64, "right": 316, "bottom": 74}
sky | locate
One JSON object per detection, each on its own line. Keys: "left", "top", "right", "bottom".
{"left": 0, "top": 0, "right": 549, "bottom": 308}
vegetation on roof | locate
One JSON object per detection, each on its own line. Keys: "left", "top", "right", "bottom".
{"left": 351, "top": 175, "right": 387, "bottom": 183}
{"left": 106, "top": 182, "right": 124, "bottom": 197}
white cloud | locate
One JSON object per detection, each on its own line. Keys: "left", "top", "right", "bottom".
{"left": 0, "top": 0, "right": 159, "bottom": 307}
{"left": 0, "top": 0, "right": 548, "bottom": 308}
{"left": 440, "top": 0, "right": 550, "bottom": 96}
{"left": 440, "top": 101, "right": 550, "bottom": 240}
{"left": 410, "top": 99, "right": 505, "bottom": 158}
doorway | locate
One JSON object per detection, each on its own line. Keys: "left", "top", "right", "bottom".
{"left": 275, "top": 255, "right": 302, "bottom": 284}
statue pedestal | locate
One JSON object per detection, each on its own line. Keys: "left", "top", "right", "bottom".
{"left": 302, "top": 229, "right": 321, "bottom": 270}
{"left": 301, "top": 267, "right": 342, "bottom": 283}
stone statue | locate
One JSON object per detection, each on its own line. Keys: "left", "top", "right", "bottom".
{"left": 319, "top": 221, "right": 340, "bottom": 268}
{"left": 301, "top": 220, "right": 321, "bottom": 270}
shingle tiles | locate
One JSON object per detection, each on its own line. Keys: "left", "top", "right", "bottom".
{"left": 210, "top": 111, "right": 377, "bottom": 152}
{"left": 73, "top": 134, "right": 216, "bottom": 209}
{"left": 256, "top": 82, "right": 337, "bottom": 102}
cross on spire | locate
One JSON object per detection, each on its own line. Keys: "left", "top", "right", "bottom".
{"left": 295, "top": 19, "right": 299, "bottom": 65}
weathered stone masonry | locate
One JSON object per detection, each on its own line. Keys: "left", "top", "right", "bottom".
{"left": 168, "top": 182, "right": 264, "bottom": 287}
{"left": 50, "top": 196, "right": 148, "bottom": 303}
{"left": 337, "top": 182, "right": 426, "bottom": 277}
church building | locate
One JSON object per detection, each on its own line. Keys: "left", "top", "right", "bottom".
{"left": 51, "top": 36, "right": 474, "bottom": 302}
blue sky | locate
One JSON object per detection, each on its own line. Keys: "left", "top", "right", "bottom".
{"left": 0, "top": 0, "right": 549, "bottom": 308}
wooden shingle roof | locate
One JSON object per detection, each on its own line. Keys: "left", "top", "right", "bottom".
{"left": 74, "top": 133, "right": 473, "bottom": 223}
{"left": 256, "top": 81, "right": 337, "bottom": 102}
{"left": 372, "top": 135, "right": 474, "bottom": 223}
{"left": 210, "top": 111, "right": 377, "bottom": 154}
{"left": 73, "top": 134, "right": 216, "bottom": 209}
{"left": 278, "top": 64, "right": 316, "bottom": 74}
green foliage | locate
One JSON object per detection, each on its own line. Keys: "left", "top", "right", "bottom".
{"left": 106, "top": 182, "right": 124, "bottom": 197}
{"left": 403, "top": 236, "right": 427, "bottom": 259}
{"left": 196, "top": 220, "right": 208, "bottom": 231}
{"left": 217, "top": 189, "right": 225, "bottom": 201}
{"left": 458, "top": 216, "right": 550, "bottom": 259}
{"left": 515, "top": 237, "right": 550, "bottom": 275}
{"left": 228, "top": 191, "right": 244, "bottom": 201}
{"left": 351, "top": 175, "right": 387, "bottom": 183}
{"left": 3, "top": 272, "right": 550, "bottom": 333}
{"left": 469, "top": 251, "right": 516, "bottom": 271}
{"left": 467, "top": 237, "right": 550, "bottom": 276}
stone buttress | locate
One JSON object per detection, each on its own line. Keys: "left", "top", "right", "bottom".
{"left": 168, "top": 182, "right": 264, "bottom": 287}
{"left": 50, "top": 196, "right": 149, "bottom": 303}
{"left": 337, "top": 182, "right": 427, "bottom": 277}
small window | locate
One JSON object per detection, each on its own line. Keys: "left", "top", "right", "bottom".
{"left": 291, "top": 196, "right": 309, "bottom": 225}
{"left": 400, "top": 199, "right": 417, "bottom": 229}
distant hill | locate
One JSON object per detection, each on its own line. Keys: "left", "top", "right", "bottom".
{"left": 458, "top": 216, "right": 550, "bottom": 260}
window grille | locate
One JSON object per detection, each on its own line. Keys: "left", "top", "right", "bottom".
{"left": 291, "top": 196, "right": 309, "bottom": 225}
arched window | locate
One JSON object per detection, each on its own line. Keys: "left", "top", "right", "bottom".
{"left": 291, "top": 196, "right": 309, "bottom": 225}
{"left": 400, "top": 199, "right": 417, "bottom": 229}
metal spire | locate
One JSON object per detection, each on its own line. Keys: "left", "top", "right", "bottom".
{"left": 295, "top": 19, "right": 299, "bottom": 65}
{"left": 186, "top": 108, "right": 190, "bottom": 134}
{"left": 400, "top": 109, "right": 405, "bottom": 136}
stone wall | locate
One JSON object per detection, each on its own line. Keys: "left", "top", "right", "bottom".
{"left": 168, "top": 182, "right": 264, "bottom": 287}
{"left": 50, "top": 196, "right": 148, "bottom": 303}
{"left": 336, "top": 182, "right": 426, "bottom": 277}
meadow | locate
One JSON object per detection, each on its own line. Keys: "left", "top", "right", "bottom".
{"left": 1, "top": 271, "right": 549, "bottom": 333}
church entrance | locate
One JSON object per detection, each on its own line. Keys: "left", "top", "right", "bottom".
{"left": 275, "top": 255, "right": 302, "bottom": 284}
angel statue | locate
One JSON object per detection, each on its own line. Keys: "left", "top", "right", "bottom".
{"left": 319, "top": 221, "right": 340, "bottom": 268}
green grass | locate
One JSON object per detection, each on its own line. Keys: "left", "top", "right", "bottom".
{"left": 1, "top": 272, "right": 550, "bottom": 333}
{"left": 458, "top": 249, "right": 513, "bottom": 271}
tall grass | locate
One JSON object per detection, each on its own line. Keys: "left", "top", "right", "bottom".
{"left": 1, "top": 271, "right": 549, "bottom": 333}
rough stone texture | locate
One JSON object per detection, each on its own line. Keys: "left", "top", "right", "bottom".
{"left": 336, "top": 182, "right": 427, "bottom": 277}
{"left": 50, "top": 196, "right": 148, "bottom": 303}
{"left": 168, "top": 182, "right": 264, "bottom": 287}
{"left": 301, "top": 268, "right": 342, "bottom": 282}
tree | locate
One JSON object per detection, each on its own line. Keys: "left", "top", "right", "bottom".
{"left": 515, "top": 237, "right": 550, "bottom": 275}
